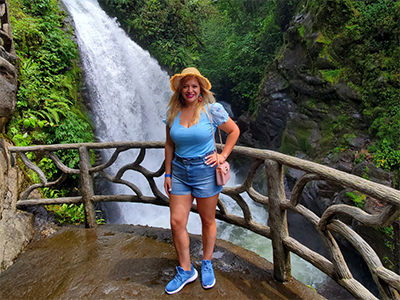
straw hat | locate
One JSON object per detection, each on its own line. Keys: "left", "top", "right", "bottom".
{"left": 170, "top": 67, "right": 212, "bottom": 92}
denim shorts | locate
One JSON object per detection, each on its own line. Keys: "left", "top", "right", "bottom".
{"left": 171, "top": 151, "right": 223, "bottom": 198}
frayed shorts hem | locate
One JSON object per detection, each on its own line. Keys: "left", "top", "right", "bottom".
{"left": 170, "top": 188, "right": 222, "bottom": 199}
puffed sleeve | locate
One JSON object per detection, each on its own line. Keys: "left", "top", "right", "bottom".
{"left": 210, "top": 103, "right": 229, "bottom": 126}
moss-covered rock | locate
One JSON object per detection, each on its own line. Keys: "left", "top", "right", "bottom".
{"left": 247, "top": 0, "right": 400, "bottom": 275}
{"left": 279, "top": 114, "right": 320, "bottom": 158}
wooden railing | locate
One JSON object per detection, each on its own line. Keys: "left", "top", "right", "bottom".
{"left": 8, "top": 141, "right": 400, "bottom": 300}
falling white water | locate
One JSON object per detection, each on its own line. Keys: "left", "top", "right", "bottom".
{"left": 62, "top": 0, "right": 329, "bottom": 293}
{"left": 62, "top": 0, "right": 172, "bottom": 228}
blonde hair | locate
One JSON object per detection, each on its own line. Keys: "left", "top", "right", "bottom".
{"left": 166, "top": 75, "right": 215, "bottom": 127}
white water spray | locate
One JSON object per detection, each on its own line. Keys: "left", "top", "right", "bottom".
{"left": 62, "top": 0, "right": 329, "bottom": 292}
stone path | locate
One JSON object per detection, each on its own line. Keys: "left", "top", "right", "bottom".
{"left": 0, "top": 224, "right": 326, "bottom": 300}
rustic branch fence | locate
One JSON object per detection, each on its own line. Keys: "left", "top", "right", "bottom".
{"left": 8, "top": 141, "right": 400, "bottom": 300}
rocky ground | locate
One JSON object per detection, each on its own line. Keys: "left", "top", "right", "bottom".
{"left": 0, "top": 224, "right": 326, "bottom": 300}
{"left": 0, "top": 140, "right": 34, "bottom": 274}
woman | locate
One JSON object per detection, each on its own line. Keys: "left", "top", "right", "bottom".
{"left": 164, "top": 67, "right": 240, "bottom": 294}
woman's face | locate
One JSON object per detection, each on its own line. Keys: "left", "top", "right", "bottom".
{"left": 181, "top": 77, "right": 201, "bottom": 105}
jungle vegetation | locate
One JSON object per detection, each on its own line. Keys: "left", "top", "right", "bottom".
{"left": 5, "top": 0, "right": 400, "bottom": 222}
{"left": 305, "top": 0, "right": 400, "bottom": 172}
{"left": 7, "top": 0, "right": 95, "bottom": 223}
{"left": 99, "top": 0, "right": 400, "bottom": 175}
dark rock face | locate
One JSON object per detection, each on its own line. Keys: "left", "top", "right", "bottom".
{"left": 239, "top": 13, "right": 364, "bottom": 154}
{"left": 0, "top": 0, "right": 19, "bottom": 131}
{"left": 239, "top": 72, "right": 296, "bottom": 151}
{"left": 0, "top": 53, "right": 18, "bottom": 116}
{"left": 0, "top": 140, "right": 34, "bottom": 274}
{"left": 238, "top": 11, "right": 399, "bottom": 276}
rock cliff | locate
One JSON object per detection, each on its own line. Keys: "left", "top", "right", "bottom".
{"left": 239, "top": 9, "right": 400, "bottom": 273}
{"left": 0, "top": 0, "right": 19, "bottom": 133}
{"left": 0, "top": 140, "right": 34, "bottom": 274}
{"left": 0, "top": 0, "right": 34, "bottom": 274}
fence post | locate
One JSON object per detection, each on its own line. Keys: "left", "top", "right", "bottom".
{"left": 79, "top": 146, "right": 97, "bottom": 228}
{"left": 265, "top": 159, "right": 291, "bottom": 281}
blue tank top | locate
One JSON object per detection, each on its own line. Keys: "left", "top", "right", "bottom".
{"left": 168, "top": 103, "right": 229, "bottom": 159}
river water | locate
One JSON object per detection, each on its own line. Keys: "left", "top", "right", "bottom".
{"left": 61, "top": 0, "right": 353, "bottom": 298}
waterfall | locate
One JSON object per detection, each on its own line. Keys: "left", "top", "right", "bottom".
{"left": 61, "top": 0, "right": 173, "bottom": 228}
{"left": 62, "top": 0, "right": 336, "bottom": 296}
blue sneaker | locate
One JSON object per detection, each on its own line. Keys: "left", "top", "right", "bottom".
{"left": 165, "top": 264, "right": 198, "bottom": 294}
{"left": 201, "top": 260, "right": 216, "bottom": 289}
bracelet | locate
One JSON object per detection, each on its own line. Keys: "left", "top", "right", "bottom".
{"left": 221, "top": 153, "right": 228, "bottom": 160}
{"left": 165, "top": 174, "right": 171, "bottom": 178}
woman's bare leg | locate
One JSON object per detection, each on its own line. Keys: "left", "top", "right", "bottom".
{"left": 196, "top": 194, "right": 219, "bottom": 260}
{"left": 169, "top": 193, "right": 194, "bottom": 271}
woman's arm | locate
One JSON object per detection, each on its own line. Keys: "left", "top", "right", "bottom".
{"left": 218, "top": 118, "right": 240, "bottom": 161}
{"left": 164, "top": 126, "right": 174, "bottom": 195}
{"left": 206, "top": 117, "right": 240, "bottom": 167}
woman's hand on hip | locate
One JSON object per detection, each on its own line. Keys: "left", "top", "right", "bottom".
{"left": 206, "top": 152, "right": 225, "bottom": 167}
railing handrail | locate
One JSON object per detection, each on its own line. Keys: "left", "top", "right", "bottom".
{"left": 8, "top": 141, "right": 166, "bottom": 151}
{"left": 9, "top": 142, "right": 400, "bottom": 204}
{"left": 7, "top": 141, "right": 400, "bottom": 300}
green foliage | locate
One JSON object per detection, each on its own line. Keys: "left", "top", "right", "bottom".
{"left": 8, "top": 0, "right": 95, "bottom": 209}
{"left": 47, "top": 112, "right": 95, "bottom": 170}
{"left": 46, "top": 204, "right": 105, "bottom": 225}
{"left": 379, "top": 225, "right": 394, "bottom": 239}
{"left": 369, "top": 138, "right": 400, "bottom": 171}
{"left": 46, "top": 203, "right": 85, "bottom": 225}
{"left": 320, "top": 69, "right": 341, "bottom": 84}
{"left": 322, "top": 0, "right": 400, "bottom": 164}
{"left": 346, "top": 191, "right": 366, "bottom": 208}
{"left": 42, "top": 187, "right": 68, "bottom": 198}
{"left": 385, "top": 241, "right": 395, "bottom": 251}
{"left": 331, "top": 114, "right": 349, "bottom": 133}
{"left": 200, "top": 0, "right": 283, "bottom": 111}
{"left": 37, "top": 156, "right": 59, "bottom": 181}
{"left": 362, "top": 166, "right": 370, "bottom": 180}
{"left": 99, "top": 0, "right": 400, "bottom": 174}
{"left": 298, "top": 25, "right": 306, "bottom": 37}
{"left": 382, "top": 256, "right": 394, "bottom": 271}
{"left": 308, "top": 0, "right": 353, "bottom": 34}
{"left": 279, "top": 119, "right": 316, "bottom": 157}
{"left": 100, "top": 0, "right": 211, "bottom": 72}
{"left": 315, "top": 31, "right": 332, "bottom": 45}
{"left": 330, "top": 133, "right": 357, "bottom": 154}
{"left": 308, "top": 0, "right": 400, "bottom": 172}
{"left": 95, "top": 210, "right": 106, "bottom": 225}
{"left": 100, "top": 0, "right": 284, "bottom": 113}
{"left": 9, "top": 0, "right": 88, "bottom": 149}
{"left": 11, "top": 132, "right": 32, "bottom": 147}
{"left": 42, "top": 188, "right": 87, "bottom": 226}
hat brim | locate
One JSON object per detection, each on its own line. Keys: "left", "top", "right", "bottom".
{"left": 170, "top": 73, "right": 212, "bottom": 92}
